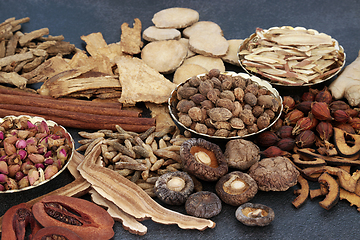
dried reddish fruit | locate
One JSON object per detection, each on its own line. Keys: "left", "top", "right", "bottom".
{"left": 276, "top": 138, "right": 296, "bottom": 151}
{"left": 32, "top": 195, "right": 114, "bottom": 240}
{"left": 301, "top": 91, "right": 316, "bottom": 102}
{"left": 296, "top": 101, "right": 312, "bottom": 114}
{"left": 316, "top": 121, "right": 333, "bottom": 141}
{"left": 282, "top": 96, "right": 296, "bottom": 113}
{"left": 261, "top": 146, "right": 290, "bottom": 158}
{"left": 256, "top": 131, "right": 280, "bottom": 147}
{"left": 276, "top": 125, "right": 294, "bottom": 139}
{"left": 292, "top": 117, "right": 312, "bottom": 135}
{"left": 345, "top": 109, "right": 359, "bottom": 118}
{"left": 308, "top": 113, "right": 319, "bottom": 130}
{"left": 334, "top": 123, "right": 356, "bottom": 134}
{"left": 315, "top": 86, "right": 332, "bottom": 104}
{"left": 349, "top": 117, "right": 360, "bottom": 130}
{"left": 311, "top": 102, "right": 332, "bottom": 121}
{"left": 284, "top": 109, "right": 304, "bottom": 126}
{"left": 332, "top": 110, "right": 350, "bottom": 123}
{"left": 295, "top": 130, "right": 316, "bottom": 148}
{"left": 329, "top": 100, "right": 350, "bottom": 113}
{"left": 32, "top": 226, "right": 83, "bottom": 240}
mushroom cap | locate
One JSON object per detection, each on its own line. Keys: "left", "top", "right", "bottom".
{"left": 235, "top": 203, "right": 275, "bottom": 226}
{"left": 185, "top": 191, "right": 222, "bottom": 218}
{"left": 248, "top": 156, "right": 300, "bottom": 191}
{"left": 154, "top": 171, "right": 194, "bottom": 205}
{"left": 224, "top": 139, "right": 260, "bottom": 170}
{"left": 180, "top": 138, "right": 228, "bottom": 181}
{"left": 215, "top": 171, "right": 258, "bottom": 206}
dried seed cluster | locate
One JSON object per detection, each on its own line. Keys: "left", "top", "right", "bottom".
{"left": 77, "top": 125, "right": 192, "bottom": 197}
{"left": 173, "top": 70, "right": 281, "bottom": 137}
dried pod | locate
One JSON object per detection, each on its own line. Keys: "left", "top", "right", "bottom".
{"left": 292, "top": 117, "right": 312, "bottom": 135}
{"left": 257, "top": 95, "right": 275, "bottom": 109}
{"left": 207, "top": 89, "right": 220, "bottom": 103}
{"left": 188, "top": 107, "right": 205, "bottom": 122}
{"left": 276, "top": 138, "right": 296, "bottom": 151}
{"left": 295, "top": 130, "right": 316, "bottom": 148}
{"left": 276, "top": 125, "right": 294, "bottom": 139}
{"left": 190, "top": 93, "right": 207, "bottom": 105}
{"left": 301, "top": 91, "right": 316, "bottom": 102}
{"left": 239, "top": 109, "right": 256, "bottom": 126}
{"left": 329, "top": 100, "right": 350, "bottom": 113}
{"left": 296, "top": 101, "right": 312, "bottom": 114}
{"left": 314, "top": 86, "right": 332, "bottom": 104}
{"left": 284, "top": 109, "right": 304, "bottom": 126}
{"left": 32, "top": 195, "right": 115, "bottom": 240}
{"left": 216, "top": 98, "right": 235, "bottom": 112}
{"left": 234, "top": 87, "right": 245, "bottom": 102}
{"left": 208, "top": 68, "right": 221, "bottom": 78}
{"left": 282, "top": 96, "right": 296, "bottom": 113}
{"left": 316, "top": 121, "right": 333, "bottom": 141}
{"left": 208, "top": 108, "right": 233, "bottom": 122}
{"left": 252, "top": 105, "right": 264, "bottom": 118}
{"left": 349, "top": 117, "right": 360, "bottom": 130}
{"left": 256, "top": 131, "right": 280, "bottom": 147}
{"left": 247, "top": 124, "right": 259, "bottom": 134}
{"left": 198, "top": 80, "right": 214, "bottom": 96}
{"left": 261, "top": 146, "right": 290, "bottom": 158}
{"left": 332, "top": 110, "right": 350, "bottom": 123}
{"left": 220, "top": 90, "right": 235, "bottom": 101}
{"left": 311, "top": 102, "right": 333, "bottom": 121}
{"left": 176, "top": 100, "right": 196, "bottom": 113}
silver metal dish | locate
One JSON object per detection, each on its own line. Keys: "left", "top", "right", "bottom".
{"left": 0, "top": 115, "right": 74, "bottom": 193}
{"left": 168, "top": 71, "right": 283, "bottom": 141}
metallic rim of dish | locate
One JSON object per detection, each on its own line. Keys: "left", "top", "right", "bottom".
{"left": 238, "top": 26, "right": 346, "bottom": 87}
{"left": 168, "top": 71, "right": 283, "bottom": 140}
{"left": 0, "top": 115, "right": 75, "bottom": 194}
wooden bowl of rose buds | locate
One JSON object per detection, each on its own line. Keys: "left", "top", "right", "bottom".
{"left": 0, "top": 115, "right": 74, "bottom": 193}
{"left": 168, "top": 70, "right": 283, "bottom": 141}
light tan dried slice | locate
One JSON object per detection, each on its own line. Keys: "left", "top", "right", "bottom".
{"left": 18, "top": 27, "right": 49, "bottom": 46}
{"left": 0, "top": 72, "right": 27, "bottom": 89}
{"left": 0, "top": 50, "right": 33, "bottom": 67}
{"left": 189, "top": 33, "right": 229, "bottom": 57}
{"left": 183, "top": 55, "right": 225, "bottom": 72}
{"left": 271, "top": 33, "right": 333, "bottom": 46}
{"left": 179, "top": 38, "right": 196, "bottom": 58}
{"left": 145, "top": 102, "right": 176, "bottom": 132}
{"left": 141, "top": 40, "right": 187, "bottom": 74}
{"left": 173, "top": 63, "right": 208, "bottom": 85}
{"left": 120, "top": 18, "right": 143, "bottom": 55}
{"left": 77, "top": 141, "right": 215, "bottom": 231}
{"left": 182, "top": 21, "right": 223, "bottom": 38}
{"left": 90, "top": 189, "right": 147, "bottom": 236}
{"left": 152, "top": 7, "right": 199, "bottom": 29}
{"left": 339, "top": 188, "right": 360, "bottom": 211}
{"left": 143, "top": 26, "right": 181, "bottom": 42}
{"left": 222, "top": 39, "right": 243, "bottom": 66}
{"left": 116, "top": 56, "right": 177, "bottom": 105}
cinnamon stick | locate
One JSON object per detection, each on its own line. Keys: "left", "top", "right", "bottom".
{"left": 0, "top": 109, "right": 154, "bottom": 132}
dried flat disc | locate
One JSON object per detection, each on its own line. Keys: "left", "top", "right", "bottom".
{"left": 222, "top": 39, "right": 244, "bottom": 66}
{"left": 183, "top": 55, "right": 225, "bottom": 72}
{"left": 141, "top": 40, "right": 187, "bottom": 74}
{"left": 189, "top": 33, "right": 229, "bottom": 57}
{"left": 152, "top": 7, "right": 199, "bottom": 29}
{"left": 173, "top": 63, "right": 208, "bottom": 85}
{"left": 179, "top": 38, "right": 196, "bottom": 58}
{"left": 143, "top": 26, "right": 181, "bottom": 42}
{"left": 183, "top": 21, "right": 223, "bottom": 38}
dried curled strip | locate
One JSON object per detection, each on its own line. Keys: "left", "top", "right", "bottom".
{"left": 77, "top": 141, "right": 216, "bottom": 231}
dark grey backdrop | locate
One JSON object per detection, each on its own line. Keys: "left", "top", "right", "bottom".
{"left": 1, "top": 1, "right": 360, "bottom": 239}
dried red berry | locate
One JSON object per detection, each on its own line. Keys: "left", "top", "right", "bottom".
{"left": 261, "top": 146, "right": 290, "bottom": 158}
{"left": 296, "top": 101, "right": 312, "bottom": 114}
{"left": 276, "top": 138, "right": 296, "bottom": 151}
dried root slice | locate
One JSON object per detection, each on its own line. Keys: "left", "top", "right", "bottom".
{"left": 182, "top": 21, "right": 223, "bottom": 38}
{"left": 291, "top": 153, "right": 326, "bottom": 168}
{"left": 292, "top": 175, "right": 309, "bottom": 208}
{"left": 142, "top": 26, "right": 181, "bottom": 42}
{"left": 120, "top": 18, "right": 143, "bottom": 55}
{"left": 297, "top": 148, "right": 360, "bottom": 166}
{"left": 333, "top": 127, "right": 360, "bottom": 157}
{"left": 339, "top": 188, "right": 360, "bottom": 211}
{"left": 183, "top": 55, "right": 225, "bottom": 72}
{"left": 77, "top": 141, "right": 216, "bottom": 231}
{"left": 179, "top": 38, "right": 196, "bottom": 58}
{"left": 189, "top": 33, "right": 229, "bottom": 57}
{"left": 141, "top": 40, "right": 187, "bottom": 74}
{"left": 173, "top": 63, "right": 208, "bottom": 85}
{"left": 89, "top": 189, "right": 147, "bottom": 236}
{"left": 152, "top": 7, "right": 199, "bottom": 29}
{"left": 221, "top": 39, "right": 243, "bottom": 66}
{"left": 318, "top": 172, "right": 340, "bottom": 210}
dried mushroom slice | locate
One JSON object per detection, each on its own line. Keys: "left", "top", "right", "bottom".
{"left": 152, "top": 7, "right": 199, "bottom": 29}
{"left": 154, "top": 171, "right": 194, "bottom": 205}
{"left": 224, "top": 139, "right": 260, "bottom": 170}
{"left": 215, "top": 171, "right": 258, "bottom": 206}
{"left": 185, "top": 191, "right": 222, "bottom": 218}
{"left": 180, "top": 138, "right": 228, "bottom": 181}
{"left": 235, "top": 203, "right": 275, "bottom": 227}
{"left": 248, "top": 156, "right": 300, "bottom": 191}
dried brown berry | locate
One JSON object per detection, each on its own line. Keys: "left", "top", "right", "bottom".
{"left": 276, "top": 138, "right": 295, "bottom": 151}
{"left": 316, "top": 121, "right": 333, "bottom": 141}
{"left": 295, "top": 130, "right": 316, "bottom": 148}
{"left": 292, "top": 117, "right": 312, "bottom": 135}
{"left": 282, "top": 96, "right": 296, "bottom": 113}
{"left": 311, "top": 102, "right": 332, "bottom": 121}
{"left": 332, "top": 110, "right": 350, "bottom": 123}
{"left": 314, "top": 86, "right": 332, "bottom": 104}
{"left": 284, "top": 109, "right": 304, "bottom": 126}
{"left": 256, "top": 131, "right": 280, "bottom": 147}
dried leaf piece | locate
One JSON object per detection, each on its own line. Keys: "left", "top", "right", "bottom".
{"left": 116, "top": 56, "right": 177, "bottom": 105}
{"left": 141, "top": 40, "right": 187, "bottom": 74}
{"left": 142, "top": 26, "right": 181, "bottom": 42}
{"left": 152, "top": 7, "right": 199, "bottom": 29}
{"left": 189, "top": 33, "right": 229, "bottom": 57}
{"left": 120, "top": 18, "right": 143, "bottom": 55}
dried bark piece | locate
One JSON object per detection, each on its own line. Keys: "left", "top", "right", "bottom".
{"left": 45, "top": 40, "right": 76, "bottom": 56}
{"left": 77, "top": 141, "right": 215, "bottom": 231}
{"left": 222, "top": 39, "right": 243, "bottom": 66}
{"left": 0, "top": 72, "right": 27, "bottom": 88}
{"left": 5, "top": 31, "right": 22, "bottom": 56}
{"left": 0, "top": 51, "right": 34, "bottom": 67}
{"left": 145, "top": 102, "right": 176, "bottom": 132}
{"left": 183, "top": 21, "right": 223, "bottom": 38}
{"left": 116, "top": 56, "right": 177, "bottom": 105}
{"left": 183, "top": 55, "right": 225, "bottom": 72}
{"left": 120, "top": 18, "right": 143, "bottom": 55}
{"left": 173, "top": 63, "right": 208, "bottom": 85}
{"left": 18, "top": 28, "right": 49, "bottom": 46}
{"left": 142, "top": 26, "right": 181, "bottom": 42}
{"left": 0, "top": 40, "right": 5, "bottom": 58}
{"left": 152, "top": 7, "right": 199, "bottom": 29}
{"left": 141, "top": 40, "right": 187, "bottom": 74}
{"left": 189, "top": 33, "right": 229, "bottom": 57}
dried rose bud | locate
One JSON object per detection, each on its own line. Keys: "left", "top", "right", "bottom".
{"left": 0, "top": 184, "right": 4, "bottom": 191}
{"left": 292, "top": 117, "right": 312, "bottom": 135}
{"left": 295, "top": 130, "right": 316, "bottom": 148}
{"left": 28, "top": 168, "right": 39, "bottom": 186}
{"left": 14, "top": 171, "right": 25, "bottom": 181}
{"left": 315, "top": 86, "right": 332, "bottom": 104}
{"left": 35, "top": 163, "right": 45, "bottom": 169}
{"left": 0, "top": 161, "right": 8, "bottom": 175}
{"left": 0, "top": 174, "right": 7, "bottom": 183}
{"left": 17, "top": 149, "right": 27, "bottom": 160}
{"left": 311, "top": 102, "right": 333, "bottom": 121}
{"left": 284, "top": 109, "right": 304, "bottom": 126}
{"left": 44, "top": 158, "right": 54, "bottom": 165}
{"left": 53, "top": 159, "right": 62, "bottom": 170}
{"left": 15, "top": 139, "right": 27, "bottom": 149}
{"left": 4, "top": 141, "right": 16, "bottom": 156}
{"left": 37, "top": 145, "right": 46, "bottom": 155}
{"left": 316, "top": 121, "right": 333, "bottom": 141}
{"left": 0, "top": 131, "right": 4, "bottom": 140}
{"left": 57, "top": 147, "right": 68, "bottom": 161}
{"left": 26, "top": 144, "right": 38, "bottom": 154}
{"left": 26, "top": 137, "right": 37, "bottom": 145}
{"left": 332, "top": 110, "right": 350, "bottom": 123}
{"left": 0, "top": 156, "right": 6, "bottom": 162}
{"left": 38, "top": 120, "right": 49, "bottom": 134}
{"left": 44, "top": 151, "right": 52, "bottom": 158}
{"left": 8, "top": 164, "right": 21, "bottom": 178}
{"left": 18, "top": 176, "right": 29, "bottom": 189}
{"left": 44, "top": 165, "right": 58, "bottom": 180}
{"left": 21, "top": 161, "right": 35, "bottom": 175}
{"left": 27, "top": 121, "right": 37, "bottom": 129}
{"left": 5, "top": 177, "right": 18, "bottom": 190}
{"left": 48, "top": 137, "right": 65, "bottom": 148}
{"left": 28, "top": 153, "right": 45, "bottom": 164}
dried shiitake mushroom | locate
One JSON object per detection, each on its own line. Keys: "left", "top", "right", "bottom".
{"left": 248, "top": 156, "right": 300, "bottom": 191}
{"left": 185, "top": 191, "right": 222, "bottom": 218}
{"left": 235, "top": 203, "right": 275, "bottom": 227}
{"left": 215, "top": 171, "right": 258, "bottom": 206}
{"left": 154, "top": 171, "right": 194, "bottom": 205}
{"left": 180, "top": 138, "right": 228, "bottom": 181}
{"left": 224, "top": 139, "right": 260, "bottom": 170}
